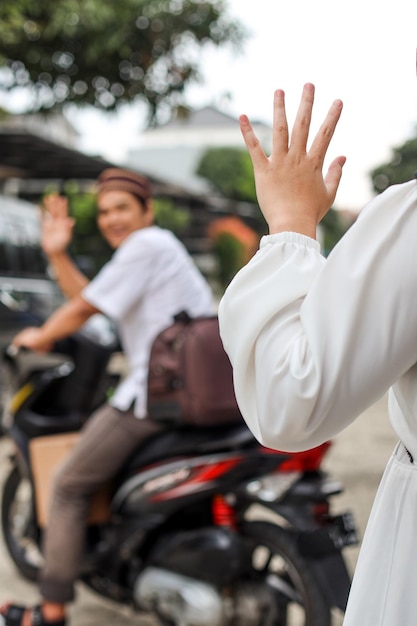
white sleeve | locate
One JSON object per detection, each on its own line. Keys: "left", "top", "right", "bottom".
{"left": 218, "top": 180, "right": 417, "bottom": 451}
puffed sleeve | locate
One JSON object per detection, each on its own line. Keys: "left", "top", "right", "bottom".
{"left": 218, "top": 180, "right": 417, "bottom": 451}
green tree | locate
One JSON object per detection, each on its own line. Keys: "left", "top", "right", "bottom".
{"left": 211, "top": 231, "right": 244, "bottom": 288}
{"left": 320, "top": 208, "right": 351, "bottom": 256}
{"left": 197, "top": 146, "right": 256, "bottom": 202}
{"left": 153, "top": 197, "right": 190, "bottom": 234}
{"left": 0, "top": 0, "right": 245, "bottom": 122}
{"left": 208, "top": 216, "right": 259, "bottom": 290}
{"left": 370, "top": 135, "right": 417, "bottom": 194}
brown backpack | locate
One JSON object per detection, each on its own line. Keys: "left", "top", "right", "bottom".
{"left": 147, "top": 311, "right": 242, "bottom": 426}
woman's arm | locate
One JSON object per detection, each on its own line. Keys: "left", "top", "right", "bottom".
{"left": 219, "top": 84, "right": 417, "bottom": 451}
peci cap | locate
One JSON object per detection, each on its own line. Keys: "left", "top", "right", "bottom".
{"left": 97, "top": 168, "right": 152, "bottom": 204}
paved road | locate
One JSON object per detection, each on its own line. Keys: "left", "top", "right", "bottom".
{"left": 322, "top": 393, "right": 397, "bottom": 574}
{"left": 0, "top": 394, "right": 397, "bottom": 625}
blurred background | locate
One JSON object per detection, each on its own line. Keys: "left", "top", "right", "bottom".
{"left": 1, "top": 0, "right": 417, "bottom": 294}
{"left": 0, "top": 2, "right": 412, "bottom": 623}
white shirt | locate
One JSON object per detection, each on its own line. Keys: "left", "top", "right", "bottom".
{"left": 219, "top": 180, "right": 417, "bottom": 624}
{"left": 83, "top": 225, "right": 213, "bottom": 417}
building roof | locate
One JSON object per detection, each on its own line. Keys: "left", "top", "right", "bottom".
{"left": 0, "top": 126, "right": 114, "bottom": 181}
{"left": 159, "top": 106, "right": 239, "bottom": 129}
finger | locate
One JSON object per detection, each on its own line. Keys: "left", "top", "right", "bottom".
{"left": 43, "top": 193, "right": 59, "bottom": 210}
{"left": 290, "top": 83, "right": 315, "bottom": 153}
{"left": 43, "top": 194, "right": 68, "bottom": 219}
{"left": 54, "top": 196, "right": 69, "bottom": 219}
{"left": 239, "top": 114, "right": 268, "bottom": 169}
{"left": 309, "top": 99, "right": 343, "bottom": 164}
{"left": 40, "top": 205, "right": 55, "bottom": 226}
{"left": 272, "top": 89, "right": 289, "bottom": 156}
{"left": 324, "top": 155, "right": 346, "bottom": 204}
{"left": 12, "top": 334, "right": 26, "bottom": 348}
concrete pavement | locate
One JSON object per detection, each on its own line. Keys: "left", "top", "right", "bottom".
{"left": 322, "top": 393, "right": 397, "bottom": 575}
{"left": 0, "top": 393, "right": 397, "bottom": 624}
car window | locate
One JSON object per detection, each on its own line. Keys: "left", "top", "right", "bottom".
{"left": 0, "top": 197, "right": 48, "bottom": 277}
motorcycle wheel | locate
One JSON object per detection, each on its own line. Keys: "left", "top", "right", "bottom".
{"left": 239, "top": 520, "right": 332, "bottom": 626}
{"left": 0, "top": 360, "right": 18, "bottom": 436}
{"left": 1, "top": 464, "right": 42, "bottom": 581}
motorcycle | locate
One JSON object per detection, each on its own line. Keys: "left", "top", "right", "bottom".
{"left": 0, "top": 316, "right": 358, "bottom": 626}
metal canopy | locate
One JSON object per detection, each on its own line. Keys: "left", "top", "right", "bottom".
{"left": 0, "top": 127, "right": 114, "bottom": 181}
{"left": 0, "top": 127, "right": 200, "bottom": 201}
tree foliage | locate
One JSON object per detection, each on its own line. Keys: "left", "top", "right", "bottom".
{"left": 153, "top": 197, "right": 191, "bottom": 234}
{"left": 319, "top": 208, "right": 352, "bottom": 256}
{"left": 370, "top": 135, "right": 417, "bottom": 194}
{"left": 197, "top": 146, "right": 256, "bottom": 202}
{"left": 208, "top": 216, "right": 259, "bottom": 290}
{"left": 0, "top": 0, "right": 244, "bottom": 122}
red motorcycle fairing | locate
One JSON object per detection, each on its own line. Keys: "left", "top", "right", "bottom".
{"left": 112, "top": 447, "right": 282, "bottom": 517}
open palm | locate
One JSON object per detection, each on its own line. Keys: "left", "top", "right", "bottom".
{"left": 41, "top": 194, "right": 75, "bottom": 255}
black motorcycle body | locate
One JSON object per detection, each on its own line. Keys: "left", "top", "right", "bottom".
{"left": 1, "top": 317, "right": 358, "bottom": 626}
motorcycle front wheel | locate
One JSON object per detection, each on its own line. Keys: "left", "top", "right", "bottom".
{"left": 0, "top": 359, "right": 18, "bottom": 435}
{"left": 1, "top": 464, "right": 42, "bottom": 581}
{"left": 239, "top": 520, "right": 332, "bottom": 626}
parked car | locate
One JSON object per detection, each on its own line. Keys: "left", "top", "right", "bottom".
{"left": 0, "top": 194, "right": 64, "bottom": 430}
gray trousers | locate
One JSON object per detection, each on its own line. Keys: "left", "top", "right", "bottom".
{"left": 38, "top": 404, "right": 165, "bottom": 603}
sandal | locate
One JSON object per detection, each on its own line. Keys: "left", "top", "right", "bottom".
{"left": 0, "top": 605, "right": 66, "bottom": 626}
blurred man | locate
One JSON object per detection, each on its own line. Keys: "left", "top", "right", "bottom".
{"left": 0, "top": 168, "right": 213, "bottom": 626}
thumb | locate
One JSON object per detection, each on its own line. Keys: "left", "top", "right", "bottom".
{"left": 324, "top": 156, "right": 346, "bottom": 205}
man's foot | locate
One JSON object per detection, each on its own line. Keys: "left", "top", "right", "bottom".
{"left": 0, "top": 604, "right": 66, "bottom": 626}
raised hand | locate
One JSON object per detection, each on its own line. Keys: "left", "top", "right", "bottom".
{"left": 239, "top": 83, "right": 346, "bottom": 238}
{"left": 40, "top": 193, "right": 75, "bottom": 256}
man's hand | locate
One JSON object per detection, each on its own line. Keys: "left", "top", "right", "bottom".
{"left": 12, "top": 327, "right": 54, "bottom": 353}
{"left": 12, "top": 296, "right": 99, "bottom": 355}
{"left": 239, "top": 83, "right": 346, "bottom": 238}
{"left": 40, "top": 194, "right": 75, "bottom": 256}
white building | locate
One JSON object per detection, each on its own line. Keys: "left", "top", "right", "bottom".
{"left": 127, "top": 105, "right": 272, "bottom": 195}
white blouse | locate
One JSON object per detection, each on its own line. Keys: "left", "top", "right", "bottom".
{"left": 219, "top": 179, "right": 417, "bottom": 625}
{"left": 219, "top": 179, "right": 417, "bottom": 457}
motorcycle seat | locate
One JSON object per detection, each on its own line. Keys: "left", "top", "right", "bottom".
{"left": 123, "top": 422, "right": 256, "bottom": 472}
{"left": 14, "top": 408, "right": 85, "bottom": 438}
